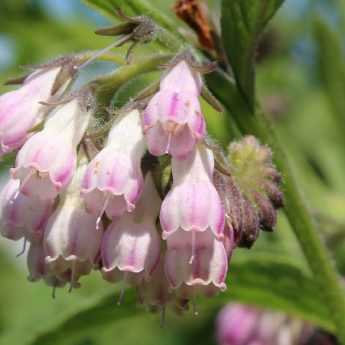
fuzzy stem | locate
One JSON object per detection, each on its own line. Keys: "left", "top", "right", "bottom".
{"left": 207, "top": 70, "right": 345, "bottom": 343}
{"left": 91, "top": 54, "right": 173, "bottom": 104}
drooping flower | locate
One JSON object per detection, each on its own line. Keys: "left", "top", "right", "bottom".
{"left": 216, "top": 304, "right": 262, "bottom": 345}
{"left": 165, "top": 230, "right": 228, "bottom": 293}
{"left": 0, "top": 63, "right": 74, "bottom": 156}
{"left": 101, "top": 173, "right": 161, "bottom": 285}
{"left": 12, "top": 94, "right": 93, "bottom": 200}
{"left": 81, "top": 109, "right": 145, "bottom": 219}
{"left": 160, "top": 145, "right": 225, "bottom": 241}
{"left": 0, "top": 178, "right": 52, "bottom": 242}
{"left": 142, "top": 60, "right": 206, "bottom": 158}
{"left": 27, "top": 242, "right": 68, "bottom": 289}
{"left": 43, "top": 161, "right": 102, "bottom": 287}
{"left": 216, "top": 303, "right": 331, "bottom": 345}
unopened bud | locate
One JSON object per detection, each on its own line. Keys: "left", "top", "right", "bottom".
{"left": 228, "top": 135, "right": 283, "bottom": 233}
{"left": 214, "top": 135, "right": 283, "bottom": 248}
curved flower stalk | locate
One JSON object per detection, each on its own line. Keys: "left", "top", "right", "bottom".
{"left": 12, "top": 94, "right": 93, "bottom": 200}
{"left": 43, "top": 161, "right": 102, "bottom": 288}
{"left": 0, "top": 178, "right": 52, "bottom": 242}
{"left": 160, "top": 145, "right": 225, "bottom": 241}
{"left": 142, "top": 60, "right": 206, "bottom": 158}
{"left": 101, "top": 173, "right": 161, "bottom": 285}
{"left": 81, "top": 109, "right": 145, "bottom": 219}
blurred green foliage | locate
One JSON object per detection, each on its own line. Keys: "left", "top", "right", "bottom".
{"left": 1, "top": 0, "right": 345, "bottom": 344}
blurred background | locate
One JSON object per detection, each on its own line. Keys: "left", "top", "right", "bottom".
{"left": 1, "top": 0, "right": 345, "bottom": 344}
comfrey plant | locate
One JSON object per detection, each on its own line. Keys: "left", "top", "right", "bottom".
{"left": 216, "top": 303, "right": 338, "bottom": 345}
{"left": 0, "top": 5, "right": 296, "bottom": 322}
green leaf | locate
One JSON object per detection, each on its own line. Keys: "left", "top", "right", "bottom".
{"left": 226, "top": 254, "right": 333, "bottom": 331}
{"left": 221, "top": 0, "right": 284, "bottom": 108}
{"left": 11, "top": 254, "right": 332, "bottom": 345}
{"left": 313, "top": 19, "right": 345, "bottom": 151}
{"left": 206, "top": 63, "right": 345, "bottom": 344}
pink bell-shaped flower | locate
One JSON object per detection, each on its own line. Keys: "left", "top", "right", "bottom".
{"left": 27, "top": 242, "right": 67, "bottom": 289}
{"left": 0, "top": 67, "right": 71, "bottom": 156}
{"left": 164, "top": 230, "right": 228, "bottom": 292}
{"left": 160, "top": 145, "right": 225, "bottom": 240}
{"left": 142, "top": 60, "right": 206, "bottom": 158}
{"left": 81, "top": 109, "right": 145, "bottom": 219}
{"left": 43, "top": 161, "right": 102, "bottom": 287}
{"left": 12, "top": 96, "right": 92, "bottom": 200}
{"left": 0, "top": 178, "right": 52, "bottom": 242}
{"left": 101, "top": 173, "right": 161, "bottom": 285}
{"left": 216, "top": 304, "right": 262, "bottom": 345}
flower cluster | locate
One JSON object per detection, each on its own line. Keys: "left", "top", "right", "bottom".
{"left": 216, "top": 303, "right": 337, "bottom": 345}
{"left": 214, "top": 135, "right": 283, "bottom": 248}
{"left": 0, "top": 42, "right": 282, "bottom": 314}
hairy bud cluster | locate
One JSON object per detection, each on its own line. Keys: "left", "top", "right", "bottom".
{"left": 0, "top": 28, "right": 283, "bottom": 319}
{"left": 214, "top": 136, "right": 283, "bottom": 248}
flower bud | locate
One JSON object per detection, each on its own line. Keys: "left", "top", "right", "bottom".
{"left": 81, "top": 109, "right": 145, "bottom": 218}
{"left": 227, "top": 135, "right": 283, "bottom": 232}
{"left": 143, "top": 60, "right": 206, "bottom": 158}
{"left": 214, "top": 136, "right": 283, "bottom": 247}
{"left": 43, "top": 162, "right": 102, "bottom": 286}
{"left": 12, "top": 94, "right": 93, "bottom": 200}
{"left": 101, "top": 173, "right": 161, "bottom": 285}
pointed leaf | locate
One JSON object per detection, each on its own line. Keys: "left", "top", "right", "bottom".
{"left": 221, "top": 0, "right": 284, "bottom": 108}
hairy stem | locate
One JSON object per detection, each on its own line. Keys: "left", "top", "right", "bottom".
{"left": 91, "top": 54, "right": 172, "bottom": 104}
{"left": 207, "top": 70, "right": 345, "bottom": 343}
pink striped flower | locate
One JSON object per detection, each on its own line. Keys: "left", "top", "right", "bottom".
{"left": 81, "top": 109, "right": 145, "bottom": 219}
{"left": 142, "top": 60, "right": 206, "bottom": 158}
{"left": 101, "top": 173, "right": 161, "bottom": 285}
{"left": 12, "top": 97, "right": 92, "bottom": 200}
{"left": 0, "top": 178, "right": 52, "bottom": 242}
{"left": 0, "top": 67, "right": 70, "bottom": 156}
{"left": 160, "top": 145, "right": 225, "bottom": 241}
{"left": 165, "top": 230, "right": 228, "bottom": 292}
{"left": 43, "top": 163, "right": 102, "bottom": 287}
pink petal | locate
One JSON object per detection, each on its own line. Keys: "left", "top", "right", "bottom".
{"left": 101, "top": 218, "right": 160, "bottom": 280}
{"left": 165, "top": 231, "right": 228, "bottom": 290}
{"left": 145, "top": 122, "right": 170, "bottom": 156}
{"left": 160, "top": 61, "right": 202, "bottom": 95}
{"left": 168, "top": 125, "right": 197, "bottom": 158}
